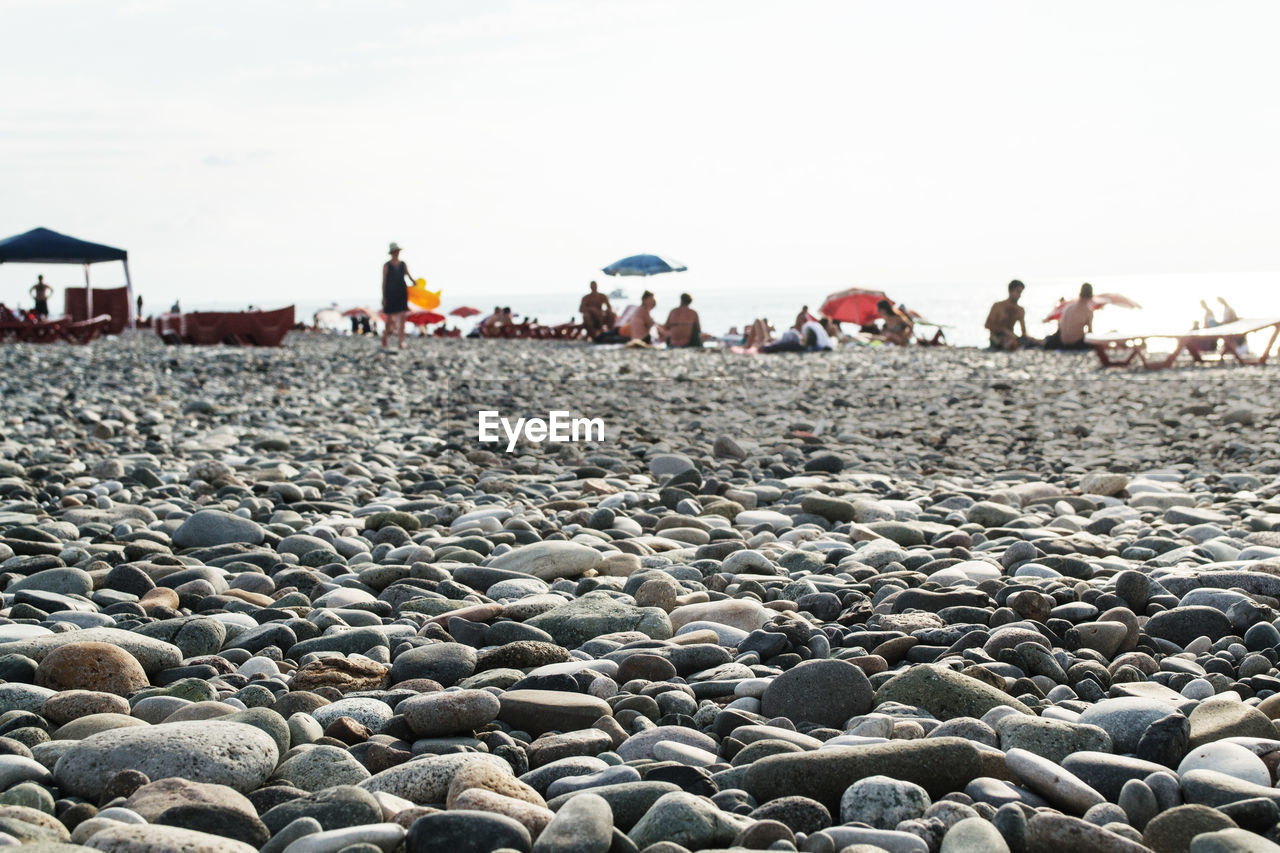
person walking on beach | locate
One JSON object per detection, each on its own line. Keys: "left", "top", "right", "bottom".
{"left": 662, "top": 293, "right": 703, "bottom": 348}
{"left": 29, "top": 275, "right": 52, "bottom": 319}
{"left": 381, "top": 242, "right": 412, "bottom": 349}
{"left": 579, "top": 281, "right": 614, "bottom": 338}
{"left": 985, "top": 280, "right": 1033, "bottom": 350}
{"left": 1045, "top": 283, "right": 1094, "bottom": 350}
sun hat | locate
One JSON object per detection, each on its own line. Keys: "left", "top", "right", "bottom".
{"left": 388, "top": 242, "right": 403, "bottom": 253}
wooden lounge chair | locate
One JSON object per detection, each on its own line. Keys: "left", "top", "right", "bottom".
{"left": 1088, "top": 317, "right": 1280, "bottom": 369}
{"left": 0, "top": 314, "right": 111, "bottom": 344}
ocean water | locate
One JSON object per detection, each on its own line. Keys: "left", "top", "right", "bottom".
{"left": 237, "top": 271, "right": 1276, "bottom": 349}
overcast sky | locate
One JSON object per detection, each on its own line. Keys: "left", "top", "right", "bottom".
{"left": 3, "top": 0, "right": 1278, "bottom": 311}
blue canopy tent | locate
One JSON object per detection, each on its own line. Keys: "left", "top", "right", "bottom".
{"left": 0, "top": 227, "right": 133, "bottom": 324}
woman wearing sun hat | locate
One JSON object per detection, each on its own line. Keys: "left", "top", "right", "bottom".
{"left": 382, "top": 242, "right": 412, "bottom": 349}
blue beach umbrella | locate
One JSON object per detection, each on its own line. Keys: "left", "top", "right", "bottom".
{"left": 601, "top": 254, "right": 688, "bottom": 277}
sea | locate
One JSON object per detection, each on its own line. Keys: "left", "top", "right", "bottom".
{"left": 205, "top": 271, "right": 1277, "bottom": 350}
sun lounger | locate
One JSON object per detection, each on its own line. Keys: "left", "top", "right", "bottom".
{"left": 1088, "top": 317, "right": 1280, "bottom": 369}
{"left": 0, "top": 314, "right": 111, "bottom": 344}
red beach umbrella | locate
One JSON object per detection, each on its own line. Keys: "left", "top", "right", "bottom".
{"left": 406, "top": 310, "right": 445, "bottom": 326}
{"left": 449, "top": 306, "right": 482, "bottom": 318}
{"left": 820, "top": 288, "right": 891, "bottom": 326}
{"left": 341, "top": 306, "right": 375, "bottom": 317}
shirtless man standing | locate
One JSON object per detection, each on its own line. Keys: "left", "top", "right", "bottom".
{"left": 579, "top": 282, "right": 613, "bottom": 338}
{"left": 1047, "top": 283, "right": 1094, "bottom": 350}
{"left": 662, "top": 293, "right": 701, "bottom": 348}
{"left": 29, "top": 275, "right": 52, "bottom": 319}
{"left": 985, "top": 280, "right": 1031, "bottom": 350}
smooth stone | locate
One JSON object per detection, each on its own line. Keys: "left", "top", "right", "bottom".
{"left": 172, "top": 510, "right": 266, "bottom": 549}
{"left": 360, "top": 753, "right": 510, "bottom": 804}
{"left": 940, "top": 816, "right": 1011, "bottom": 853}
{"left": 1190, "top": 828, "right": 1280, "bottom": 852}
{"left": 402, "top": 690, "right": 501, "bottom": 738}
{"left": 487, "top": 541, "right": 603, "bottom": 582}
{"left": 1189, "top": 696, "right": 1277, "bottom": 749}
{"left": 0, "top": 627, "right": 182, "bottom": 674}
{"left": 746, "top": 737, "right": 983, "bottom": 812}
{"left": 1077, "top": 698, "right": 1184, "bottom": 753}
{"left": 404, "top": 809, "right": 532, "bottom": 853}
{"left": 1005, "top": 747, "right": 1106, "bottom": 815}
{"left": 1143, "top": 804, "right": 1237, "bottom": 853}
{"left": 53, "top": 721, "right": 279, "bottom": 798}
{"left": 627, "top": 790, "right": 748, "bottom": 851}
{"left": 84, "top": 823, "right": 258, "bottom": 853}
{"left": 995, "top": 715, "right": 1112, "bottom": 763}
{"left": 497, "top": 690, "right": 612, "bottom": 737}
{"left": 531, "top": 792, "right": 612, "bottom": 853}
{"left": 271, "top": 745, "right": 372, "bottom": 792}
{"left": 1179, "top": 742, "right": 1271, "bottom": 787}
{"left": 526, "top": 593, "right": 671, "bottom": 647}
{"left": 839, "top": 775, "right": 930, "bottom": 829}
{"left": 759, "top": 658, "right": 873, "bottom": 728}
{"left": 873, "top": 663, "right": 1033, "bottom": 721}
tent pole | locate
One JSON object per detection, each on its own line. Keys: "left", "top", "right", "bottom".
{"left": 83, "top": 264, "right": 93, "bottom": 318}
{"left": 123, "top": 260, "right": 134, "bottom": 328}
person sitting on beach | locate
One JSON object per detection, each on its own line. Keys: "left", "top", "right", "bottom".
{"left": 745, "top": 319, "right": 775, "bottom": 349}
{"left": 662, "top": 293, "right": 702, "bottom": 348}
{"left": 29, "top": 276, "right": 52, "bottom": 319}
{"left": 1200, "top": 299, "right": 1219, "bottom": 328}
{"left": 1217, "top": 296, "right": 1239, "bottom": 324}
{"left": 1216, "top": 297, "right": 1245, "bottom": 352}
{"left": 596, "top": 291, "right": 660, "bottom": 344}
{"left": 985, "top": 280, "right": 1034, "bottom": 350}
{"left": 579, "top": 281, "right": 615, "bottom": 338}
{"left": 381, "top": 242, "right": 412, "bottom": 349}
{"left": 1045, "top": 283, "right": 1094, "bottom": 350}
{"left": 794, "top": 305, "right": 816, "bottom": 331}
{"left": 480, "top": 307, "right": 509, "bottom": 338}
{"left": 873, "top": 299, "right": 913, "bottom": 345}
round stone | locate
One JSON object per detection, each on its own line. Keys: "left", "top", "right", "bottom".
{"left": 840, "top": 775, "right": 931, "bottom": 829}
{"left": 760, "top": 659, "right": 873, "bottom": 728}
{"left": 34, "top": 642, "right": 149, "bottom": 696}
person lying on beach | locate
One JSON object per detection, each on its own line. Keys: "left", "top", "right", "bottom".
{"left": 662, "top": 293, "right": 703, "bottom": 348}
{"left": 873, "top": 299, "right": 913, "bottom": 345}
{"left": 1045, "top": 283, "right": 1094, "bottom": 350}
{"left": 763, "top": 317, "right": 835, "bottom": 353}
{"left": 579, "top": 282, "right": 615, "bottom": 338}
{"left": 985, "top": 280, "right": 1035, "bottom": 350}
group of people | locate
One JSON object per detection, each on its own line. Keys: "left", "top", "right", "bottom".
{"left": 985, "top": 279, "right": 1095, "bottom": 351}
{"left": 581, "top": 283, "right": 707, "bottom": 347}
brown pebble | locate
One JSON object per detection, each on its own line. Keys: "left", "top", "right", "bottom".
{"left": 100, "top": 769, "right": 150, "bottom": 806}
{"left": 323, "top": 716, "right": 372, "bottom": 745}
{"left": 34, "top": 642, "right": 149, "bottom": 696}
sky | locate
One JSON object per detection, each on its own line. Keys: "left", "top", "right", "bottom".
{"left": 2, "top": 0, "right": 1279, "bottom": 319}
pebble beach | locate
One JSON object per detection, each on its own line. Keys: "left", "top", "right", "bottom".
{"left": 1, "top": 333, "right": 1280, "bottom": 853}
